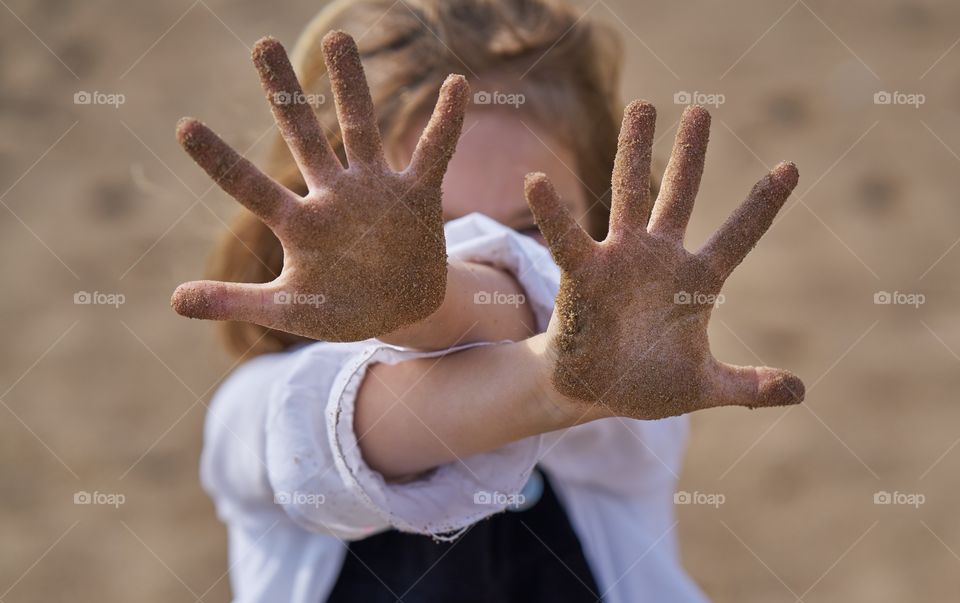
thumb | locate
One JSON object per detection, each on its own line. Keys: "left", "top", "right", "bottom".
{"left": 171, "top": 280, "right": 276, "bottom": 324}
{"left": 707, "top": 360, "right": 805, "bottom": 410}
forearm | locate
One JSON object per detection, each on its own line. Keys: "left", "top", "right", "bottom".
{"left": 355, "top": 333, "right": 607, "bottom": 481}
{"left": 377, "top": 260, "right": 536, "bottom": 350}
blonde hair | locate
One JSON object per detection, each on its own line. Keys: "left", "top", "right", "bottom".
{"left": 212, "top": 0, "right": 625, "bottom": 358}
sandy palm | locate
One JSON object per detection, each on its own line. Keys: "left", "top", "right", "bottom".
{"left": 525, "top": 102, "right": 804, "bottom": 420}
{"left": 171, "top": 31, "right": 468, "bottom": 342}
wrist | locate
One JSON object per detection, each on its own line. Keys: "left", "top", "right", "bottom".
{"left": 519, "top": 333, "right": 611, "bottom": 429}
{"left": 378, "top": 260, "right": 537, "bottom": 350}
{"left": 377, "top": 261, "right": 463, "bottom": 349}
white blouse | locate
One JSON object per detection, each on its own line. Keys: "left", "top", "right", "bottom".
{"left": 200, "top": 213, "right": 710, "bottom": 603}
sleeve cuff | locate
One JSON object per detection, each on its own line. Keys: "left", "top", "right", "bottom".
{"left": 327, "top": 343, "right": 543, "bottom": 539}
{"left": 445, "top": 213, "right": 561, "bottom": 334}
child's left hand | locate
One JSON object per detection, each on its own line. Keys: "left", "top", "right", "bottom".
{"left": 526, "top": 101, "right": 804, "bottom": 420}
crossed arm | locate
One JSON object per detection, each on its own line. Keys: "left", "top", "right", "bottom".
{"left": 173, "top": 32, "right": 803, "bottom": 481}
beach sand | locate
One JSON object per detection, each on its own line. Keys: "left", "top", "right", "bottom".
{"left": 2, "top": 0, "right": 959, "bottom": 600}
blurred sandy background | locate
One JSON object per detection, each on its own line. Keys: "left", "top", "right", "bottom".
{"left": 2, "top": 0, "right": 960, "bottom": 600}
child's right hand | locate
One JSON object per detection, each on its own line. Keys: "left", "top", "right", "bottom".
{"left": 526, "top": 101, "right": 805, "bottom": 421}
{"left": 171, "top": 32, "right": 469, "bottom": 342}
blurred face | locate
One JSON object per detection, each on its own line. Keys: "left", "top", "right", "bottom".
{"left": 398, "top": 108, "right": 589, "bottom": 243}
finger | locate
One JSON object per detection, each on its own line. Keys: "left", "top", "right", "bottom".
{"left": 252, "top": 37, "right": 341, "bottom": 188}
{"left": 707, "top": 360, "right": 805, "bottom": 410}
{"left": 698, "top": 161, "right": 798, "bottom": 279}
{"left": 322, "top": 30, "right": 383, "bottom": 168}
{"left": 171, "top": 280, "right": 279, "bottom": 324}
{"left": 609, "top": 100, "right": 656, "bottom": 238}
{"left": 176, "top": 118, "right": 296, "bottom": 228}
{"left": 406, "top": 74, "right": 470, "bottom": 191}
{"left": 647, "top": 105, "right": 711, "bottom": 242}
{"left": 524, "top": 172, "right": 596, "bottom": 272}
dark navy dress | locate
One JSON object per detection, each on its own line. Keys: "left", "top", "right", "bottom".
{"left": 327, "top": 469, "right": 601, "bottom": 602}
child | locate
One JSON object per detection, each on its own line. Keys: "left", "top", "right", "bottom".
{"left": 173, "top": 1, "right": 802, "bottom": 600}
